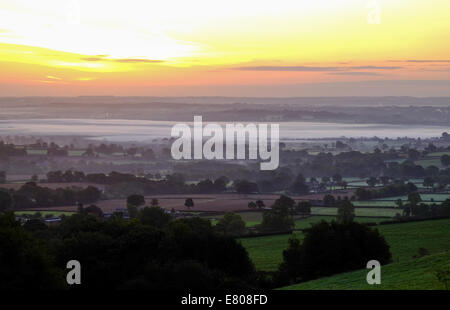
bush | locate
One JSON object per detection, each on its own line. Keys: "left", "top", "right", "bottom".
{"left": 215, "top": 212, "right": 247, "bottom": 237}
{"left": 278, "top": 220, "right": 392, "bottom": 284}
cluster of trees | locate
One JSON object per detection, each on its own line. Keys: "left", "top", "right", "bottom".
{"left": 257, "top": 195, "right": 314, "bottom": 233}
{"left": 45, "top": 170, "right": 229, "bottom": 196}
{"left": 442, "top": 155, "right": 450, "bottom": 167}
{"left": 83, "top": 144, "right": 156, "bottom": 159}
{"left": 0, "top": 141, "right": 26, "bottom": 158}
{"left": 0, "top": 210, "right": 258, "bottom": 289}
{"left": 248, "top": 200, "right": 265, "bottom": 209}
{"left": 0, "top": 182, "right": 102, "bottom": 210}
{"left": 0, "top": 203, "right": 393, "bottom": 289}
{"left": 276, "top": 220, "right": 391, "bottom": 285}
{"left": 397, "top": 194, "right": 450, "bottom": 219}
{"left": 355, "top": 182, "right": 418, "bottom": 200}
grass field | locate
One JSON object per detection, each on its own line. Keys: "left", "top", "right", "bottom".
{"left": 415, "top": 158, "right": 443, "bottom": 169}
{"left": 239, "top": 218, "right": 450, "bottom": 272}
{"left": 281, "top": 251, "right": 450, "bottom": 290}
{"left": 352, "top": 200, "right": 399, "bottom": 207}
{"left": 312, "top": 207, "right": 398, "bottom": 217}
{"left": 375, "top": 193, "right": 450, "bottom": 202}
{"left": 239, "top": 232, "right": 302, "bottom": 271}
{"left": 209, "top": 213, "right": 387, "bottom": 229}
{"left": 15, "top": 210, "right": 75, "bottom": 217}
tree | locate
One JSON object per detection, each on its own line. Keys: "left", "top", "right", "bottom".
{"left": 84, "top": 205, "right": 104, "bottom": 218}
{"left": 127, "top": 204, "right": 139, "bottom": 218}
{"left": 255, "top": 200, "right": 265, "bottom": 209}
{"left": 234, "top": 180, "right": 259, "bottom": 194}
{"left": 273, "top": 195, "right": 296, "bottom": 213}
{"left": 247, "top": 201, "right": 257, "bottom": 209}
{"left": 290, "top": 174, "right": 309, "bottom": 194}
{"left": 323, "top": 194, "right": 336, "bottom": 207}
{"left": 296, "top": 201, "right": 311, "bottom": 216}
{"left": 0, "top": 190, "right": 13, "bottom": 212}
{"left": 380, "top": 176, "right": 390, "bottom": 186}
{"left": 138, "top": 206, "right": 172, "bottom": 229}
{"left": 332, "top": 173, "right": 342, "bottom": 183}
{"left": 408, "top": 192, "right": 422, "bottom": 206}
{"left": 215, "top": 212, "right": 246, "bottom": 237}
{"left": 366, "top": 177, "right": 378, "bottom": 187}
{"left": 423, "top": 176, "right": 435, "bottom": 190}
{"left": 31, "top": 174, "right": 39, "bottom": 182}
{"left": 278, "top": 221, "right": 391, "bottom": 283}
{"left": 0, "top": 171, "right": 6, "bottom": 183}
{"left": 184, "top": 198, "right": 194, "bottom": 210}
{"left": 150, "top": 198, "right": 159, "bottom": 207}
{"left": 337, "top": 199, "right": 355, "bottom": 224}
{"left": 259, "top": 199, "right": 295, "bottom": 233}
{"left": 127, "top": 194, "right": 145, "bottom": 207}
{"left": 0, "top": 212, "right": 64, "bottom": 289}
{"left": 142, "top": 148, "right": 156, "bottom": 160}
{"left": 408, "top": 149, "right": 421, "bottom": 161}
{"left": 441, "top": 154, "right": 450, "bottom": 167}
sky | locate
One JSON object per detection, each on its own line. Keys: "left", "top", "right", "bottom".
{"left": 0, "top": 0, "right": 450, "bottom": 97}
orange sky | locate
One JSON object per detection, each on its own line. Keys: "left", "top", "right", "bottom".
{"left": 1, "top": 0, "right": 450, "bottom": 96}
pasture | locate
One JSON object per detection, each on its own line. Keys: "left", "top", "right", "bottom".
{"left": 15, "top": 210, "right": 75, "bottom": 217}
{"left": 281, "top": 251, "right": 450, "bottom": 290}
{"left": 239, "top": 218, "right": 450, "bottom": 272}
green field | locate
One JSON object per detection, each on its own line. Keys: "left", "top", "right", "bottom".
{"left": 239, "top": 218, "right": 450, "bottom": 272}
{"left": 428, "top": 151, "right": 450, "bottom": 157}
{"left": 15, "top": 211, "right": 75, "bottom": 217}
{"left": 312, "top": 207, "right": 398, "bottom": 217}
{"left": 294, "top": 216, "right": 385, "bottom": 229}
{"left": 375, "top": 193, "right": 450, "bottom": 202}
{"left": 209, "top": 212, "right": 387, "bottom": 229}
{"left": 26, "top": 149, "right": 47, "bottom": 155}
{"left": 415, "top": 158, "right": 443, "bottom": 169}
{"left": 239, "top": 232, "right": 302, "bottom": 271}
{"left": 281, "top": 251, "right": 450, "bottom": 290}
{"left": 352, "top": 200, "right": 399, "bottom": 207}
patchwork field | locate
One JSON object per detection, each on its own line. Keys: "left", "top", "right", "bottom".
{"left": 19, "top": 192, "right": 356, "bottom": 213}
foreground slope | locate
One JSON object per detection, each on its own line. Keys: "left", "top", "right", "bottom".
{"left": 281, "top": 251, "right": 450, "bottom": 290}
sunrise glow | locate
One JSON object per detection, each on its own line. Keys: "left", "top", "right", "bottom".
{"left": 1, "top": 0, "right": 450, "bottom": 96}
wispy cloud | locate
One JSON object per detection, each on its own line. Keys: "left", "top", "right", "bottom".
{"left": 76, "top": 77, "right": 96, "bottom": 81}
{"left": 114, "top": 58, "right": 165, "bottom": 63}
{"left": 233, "top": 65, "right": 402, "bottom": 72}
{"left": 350, "top": 66, "right": 401, "bottom": 70}
{"left": 329, "top": 71, "right": 382, "bottom": 76}
{"left": 234, "top": 66, "right": 340, "bottom": 71}
{"left": 46, "top": 75, "right": 62, "bottom": 80}
{"left": 81, "top": 56, "right": 165, "bottom": 64}
{"left": 406, "top": 60, "right": 450, "bottom": 63}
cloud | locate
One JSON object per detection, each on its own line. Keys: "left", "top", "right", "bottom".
{"left": 113, "top": 58, "right": 165, "bottom": 63}
{"left": 234, "top": 66, "right": 340, "bottom": 71}
{"left": 46, "top": 75, "right": 62, "bottom": 80}
{"left": 329, "top": 71, "right": 382, "bottom": 76}
{"left": 81, "top": 57, "right": 104, "bottom": 61}
{"left": 406, "top": 60, "right": 450, "bottom": 63}
{"left": 81, "top": 56, "right": 165, "bottom": 64}
{"left": 233, "top": 65, "right": 402, "bottom": 71}
{"left": 350, "top": 66, "right": 402, "bottom": 70}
